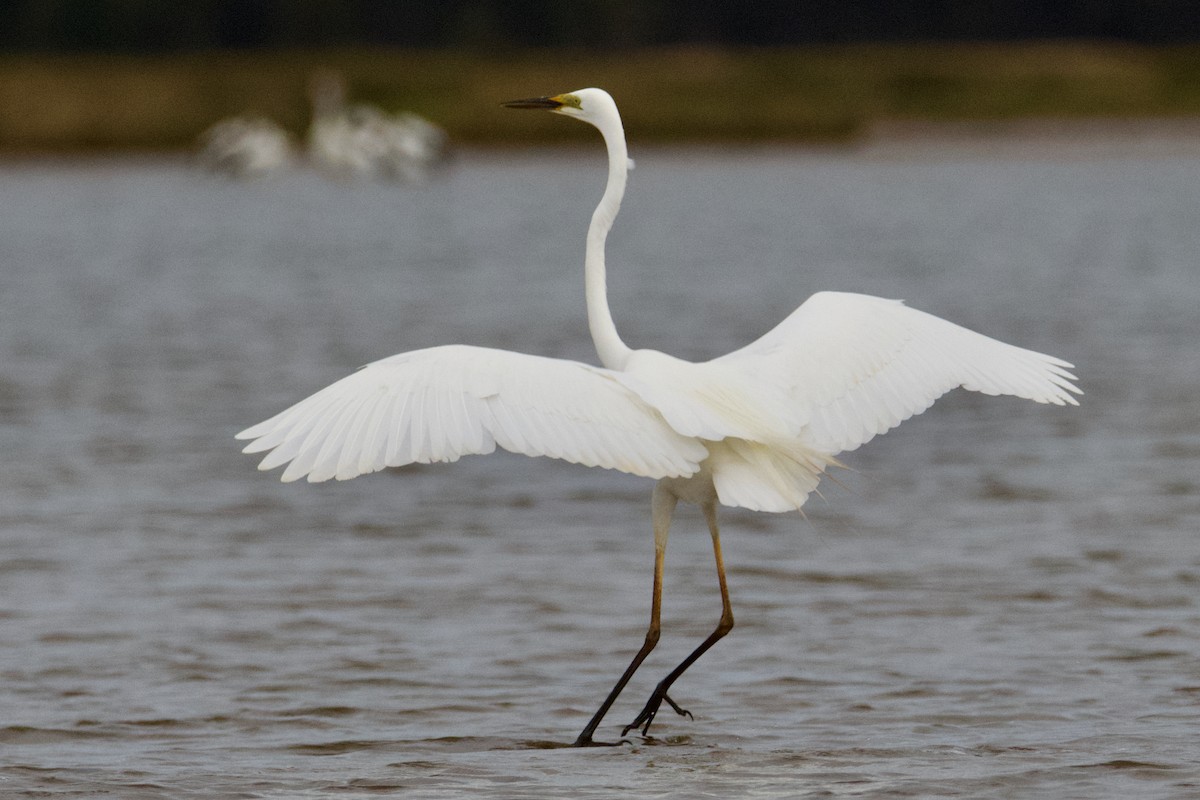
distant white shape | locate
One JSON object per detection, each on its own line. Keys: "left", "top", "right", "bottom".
{"left": 307, "top": 71, "right": 447, "bottom": 183}
{"left": 197, "top": 117, "right": 293, "bottom": 178}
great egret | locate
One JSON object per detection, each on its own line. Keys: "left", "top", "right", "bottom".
{"left": 237, "top": 88, "right": 1081, "bottom": 745}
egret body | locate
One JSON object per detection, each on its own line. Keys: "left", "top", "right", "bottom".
{"left": 237, "top": 88, "right": 1080, "bottom": 745}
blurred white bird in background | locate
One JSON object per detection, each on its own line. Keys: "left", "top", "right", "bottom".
{"left": 307, "top": 70, "right": 447, "bottom": 183}
{"left": 237, "top": 88, "right": 1080, "bottom": 745}
{"left": 197, "top": 116, "right": 293, "bottom": 178}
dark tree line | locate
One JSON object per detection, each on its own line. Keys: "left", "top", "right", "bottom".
{"left": 3, "top": 0, "right": 1199, "bottom": 52}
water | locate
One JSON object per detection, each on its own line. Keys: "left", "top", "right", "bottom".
{"left": 1, "top": 144, "right": 1198, "bottom": 798}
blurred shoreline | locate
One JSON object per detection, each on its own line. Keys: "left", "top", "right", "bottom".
{"left": 860, "top": 116, "right": 1200, "bottom": 158}
{"left": 2, "top": 43, "right": 1200, "bottom": 154}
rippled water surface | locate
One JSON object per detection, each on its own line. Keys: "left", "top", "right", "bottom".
{"left": 1, "top": 145, "right": 1198, "bottom": 798}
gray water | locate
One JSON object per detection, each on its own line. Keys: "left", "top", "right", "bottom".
{"left": 1, "top": 145, "right": 1198, "bottom": 798}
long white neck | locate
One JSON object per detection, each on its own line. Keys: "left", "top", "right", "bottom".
{"left": 585, "top": 106, "right": 633, "bottom": 370}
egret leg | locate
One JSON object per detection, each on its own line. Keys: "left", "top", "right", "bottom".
{"left": 573, "top": 486, "right": 677, "bottom": 747}
{"left": 623, "top": 500, "right": 734, "bottom": 738}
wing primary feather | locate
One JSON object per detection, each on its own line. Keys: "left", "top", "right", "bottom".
{"left": 276, "top": 397, "right": 356, "bottom": 481}
{"left": 349, "top": 387, "right": 393, "bottom": 476}
{"left": 254, "top": 430, "right": 304, "bottom": 472}
{"left": 358, "top": 392, "right": 394, "bottom": 474}
{"left": 384, "top": 389, "right": 413, "bottom": 466}
{"left": 240, "top": 388, "right": 343, "bottom": 453}
{"left": 336, "top": 388, "right": 385, "bottom": 480}
{"left": 410, "top": 386, "right": 434, "bottom": 462}
{"left": 306, "top": 400, "right": 364, "bottom": 482}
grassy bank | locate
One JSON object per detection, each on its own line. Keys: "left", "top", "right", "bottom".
{"left": 3, "top": 43, "right": 1200, "bottom": 152}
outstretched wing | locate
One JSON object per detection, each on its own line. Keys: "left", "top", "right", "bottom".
{"left": 716, "top": 291, "right": 1081, "bottom": 455}
{"left": 237, "top": 345, "right": 708, "bottom": 483}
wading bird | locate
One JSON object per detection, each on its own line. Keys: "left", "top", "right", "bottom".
{"left": 307, "top": 71, "right": 447, "bottom": 183}
{"left": 237, "top": 88, "right": 1080, "bottom": 746}
{"left": 197, "top": 116, "right": 293, "bottom": 179}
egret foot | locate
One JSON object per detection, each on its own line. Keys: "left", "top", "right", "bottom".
{"left": 621, "top": 688, "right": 693, "bottom": 737}
{"left": 571, "top": 733, "right": 626, "bottom": 748}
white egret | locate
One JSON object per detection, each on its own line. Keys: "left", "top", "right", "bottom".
{"left": 307, "top": 71, "right": 447, "bottom": 183}
{"left": 237, "top": 88, "right": 1081, "bottom": 745}
{"left": 197, "top": 116, "right": 292, "bottom": 178}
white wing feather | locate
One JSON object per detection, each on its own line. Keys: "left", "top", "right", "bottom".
{"left": 237, "top": 345, "right": 708, "bottom": 483}
{"left": 717, "top": 291, "right": 1081, "bottom": 456}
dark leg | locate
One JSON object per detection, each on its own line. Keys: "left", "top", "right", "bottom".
{"left": 573, "top": 486, "right": 677, "bottom": 746}
{"left": 623, "top": 501, "right": 734, "bottom": 738}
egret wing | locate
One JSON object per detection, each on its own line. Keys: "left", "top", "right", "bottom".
{"left": 716, "top": 291, "right": 1081, "bottom": 455}
{"left": 237, "top": 345, "right": 707, "bottom": 483}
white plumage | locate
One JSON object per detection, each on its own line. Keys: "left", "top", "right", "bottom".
{"left": 238, "top": 345, "right": 707, "bottom": 483}
{"left": 238, "top": 290, "right": 1077, "bottom": 508}
{"left": 307, "top": 71, "right": 447, "bottom": 183}
{"left": 197, "top": 116, "right": 292, "bottom": 178}
{"left": 236, "top": 88, "right": 1080, "bottom": 745}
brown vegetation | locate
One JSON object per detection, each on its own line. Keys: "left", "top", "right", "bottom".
{"left": 2, "top": 43, "right": 1199, "bottom": 152}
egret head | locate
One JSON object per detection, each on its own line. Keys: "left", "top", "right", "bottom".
{"left": 503, "top": 88, "right": 617, "bottom": 128}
